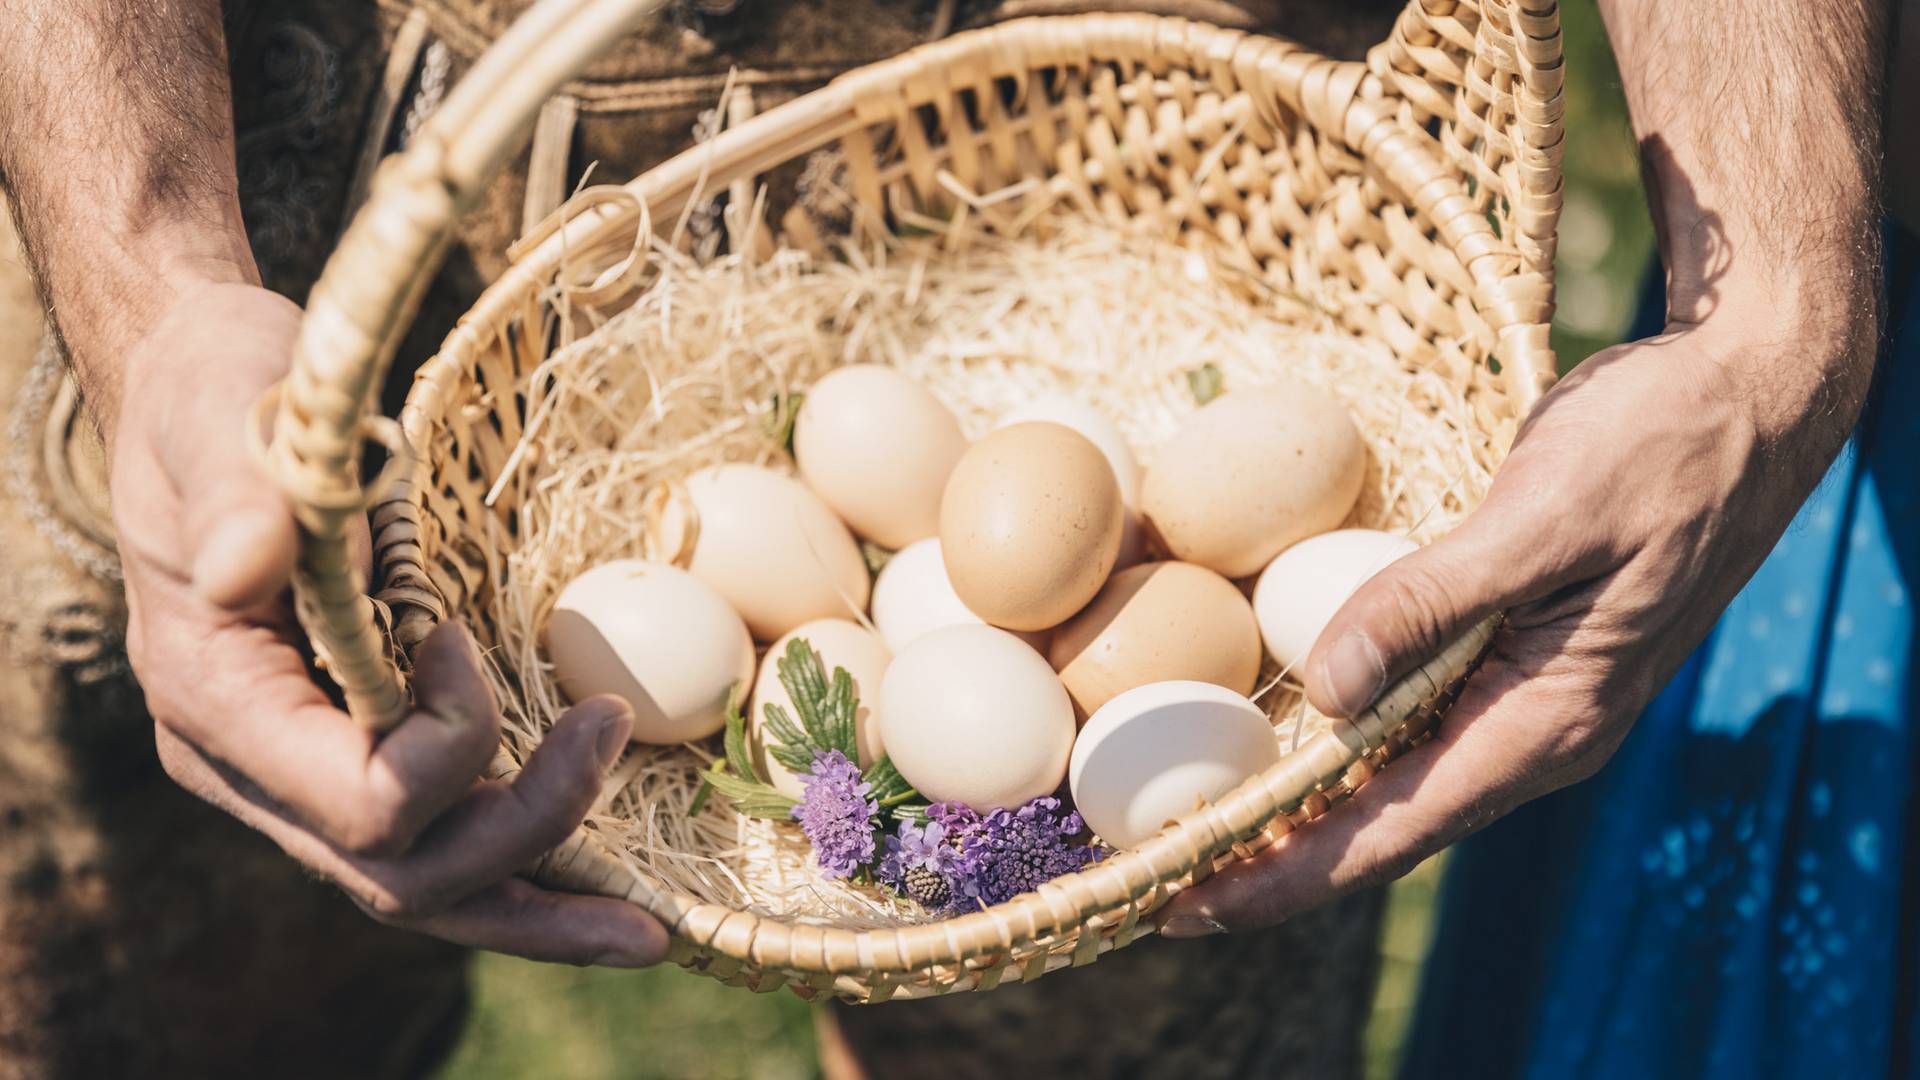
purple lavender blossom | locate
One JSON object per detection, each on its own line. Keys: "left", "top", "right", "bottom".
{"left": 791, "top": 750, "right": 877, "bottom": 878}
{"left": 877, "top": 819, "right": 972, "bottom": 912}
{"left": 956, "top": 796, "right": 1101, "bottom": 908}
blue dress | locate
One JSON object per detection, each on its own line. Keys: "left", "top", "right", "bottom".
{"left": 1402, "top": 225, "right": 1920, "bottom": 1079}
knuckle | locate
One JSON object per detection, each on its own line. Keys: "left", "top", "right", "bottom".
{"left": 332, "top": 802, "right": 418, "bottom": 859}
{"left": 1375, "top": 562, "right": 1468, "bottom": 654}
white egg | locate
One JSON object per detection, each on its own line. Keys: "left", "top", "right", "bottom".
{"left": 1001, "top": 395, "right": 1148, "bottom": 570}
{"left": 749, "top": 619, "right": 891, "bottom": 798}
{"left": 999, "top": 393, "right": 1142, "bottom": 508}
{"left": 1252, "top": 529, "right": 1419, "bottom": 673}
{"left": 1068, "top": 681, "right": 1280, "bottom": 849}
{"left": 543, "top": 560, "right": 756, "bottom": 744}
{"left": 683, "top": 464, "right": 871, "bottom": 642}
{"left": 869, "top": 538, "right": 1049, "bottom": 653}
{"left": 877, "top": 624, "right": 1075, "bottom": 810}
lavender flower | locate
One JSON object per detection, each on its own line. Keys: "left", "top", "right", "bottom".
{"left": 956, "top": 796, "right": 1101, "bottom": 907}
{"left": 791, "top": 750, "right": 877, "bottom": 878}
{"left": 877, "top": 819, "right": 971, "bottom": 912}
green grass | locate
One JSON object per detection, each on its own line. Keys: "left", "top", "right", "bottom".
{"left": 434, "top": 961, "right": 818, "bottom": 1080}
{"left": 437, "top": 9, "right": 1650, "bottom": 1079}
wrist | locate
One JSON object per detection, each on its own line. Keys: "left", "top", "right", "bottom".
{"left": 57, "top": 210, "right": 259, "bottom": 442}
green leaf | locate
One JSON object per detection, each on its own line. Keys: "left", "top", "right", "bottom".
{"left": 688, "top": 780, "right": 714, "bottom": 817}
{"left": 862, "top": 541, "right": 893, "bottom": 577}
{"left": 860, "top": 756, "right": 918, "bottom": 805}
{"left": 1187, "top": 363, "right": 1224, "bottom": 405}
{"left": 775, "top": 638, "right": 859, "bottom": 759}
{"left": 698, "top": 765, "right": 799, "bottom": 819}
{"left": 762, "top": 391, "right": 804, "bottom": 453}
{"left": 768, "top": 740, "right": 817, "bottom": 776}
{"left": 720, "top": 685, "right": 761, "bottom": 784}
{"left": 892, "top": 802, "right": 932, "bottom": 826}
{"left": 762, "top": 704, "right": 812, "bottom": 758}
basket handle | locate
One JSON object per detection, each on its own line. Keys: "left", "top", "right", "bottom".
{"left": 264, "top": 0, "right": 669, "bottom": 731}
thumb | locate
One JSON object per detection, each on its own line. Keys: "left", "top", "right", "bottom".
{"left": 1302, "top": 498, "right": 1579, "bottom": 719}
{"left": 156, "top": 290, "right": 304, "bottom": 612}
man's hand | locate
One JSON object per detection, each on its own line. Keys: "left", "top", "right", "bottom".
{"left": 111, "top": 282, "right": 669, "bottom": 967}
{"left": 1158, "top": 307, "right": 1867, "bottom": 934}
{"left": 1156, "top": 0, "right": 1885, "bottom": 940}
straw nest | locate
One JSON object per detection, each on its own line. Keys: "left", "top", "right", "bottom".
{"left": 474, "top": 191, "right": 1497, "bottom": 929}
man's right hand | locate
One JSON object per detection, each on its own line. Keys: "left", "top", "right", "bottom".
{"left": 109, "top": 280, "right": 669, "bottom": 968}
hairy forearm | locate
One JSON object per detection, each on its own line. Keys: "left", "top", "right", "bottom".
{"left": 1600, "top": 0, "right": 1884, "bottom": 341}
{"left": 0, "top": 0, "right": 254, "bottom": 431}
{"left": 1599, "top": 0, "right": 1887, "bottom": 483}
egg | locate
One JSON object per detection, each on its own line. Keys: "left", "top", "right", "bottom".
{"left": 543, "top": 560, "right": 756, "bottom": 744}
{"left": 1000, "top": 395, "right": 1148, "bottom": 570}
{"left": 681, "top": 464, "right": 870, "bottom": 641}
{"left": 1253, "top": 528, "right": 1419, "bottom": 672}
{"left": 1048, "top": 561, "right": 1262, "bottom": 717}
{"left": 1141, "top": 383, "right": 1366, "bottom": 578}
{"left": 794, "top": 365, "right": 968, "bottom": 549}
{"left": 749, "top": 619, "right": 891, "bottom": 798}
{"left": 939, "top": 422, "right": 1126, "bottom": 632}
{"left": 1069, "top": 681, "right": 1281, "bottom": 848}
{"left": 999, "top": 394, "right": 1142, "bottom": 508}
{"left": 877, "top": 624, "right": 1076, "bottom": 810}
{"left": 869, "top": 538, "right": 1050, "bottom": 653}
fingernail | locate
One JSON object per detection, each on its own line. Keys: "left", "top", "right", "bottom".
{"left": 1158, "top": 916, "right": 1229, "bottom": 939}
{"left": 1319, "top": 629, "right": 1387, "bottom": 717}
{"left": 586, "top": 701, "right": 634, "bottom": 768}
{"left": 589, "top": 946, "right": 657, "bottom": 969}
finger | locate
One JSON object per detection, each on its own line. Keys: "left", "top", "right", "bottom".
{"left": 153, "top": 293, "right": 306, "bottom": 611}
{"left": 155, "top": 726, "right": 665, "bottom": 967}
{"left": 371, "top": 877, "right": 669, "bottom": 969}
{"left": 1303, "top": 474, "right": 1603, "bottom": 719}
{"left": 163, "top": 619, "right": 507, "bottom": 855}
{"left": 349, "top": 696, "right": 632, "bottom": 911}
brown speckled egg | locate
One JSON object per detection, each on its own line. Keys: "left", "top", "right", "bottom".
{"left": 1141, "top": 384, "right": 1366, "bottom": 578}
{"left": 939, "top": 422, "right": 1125, "bottom": 632}
{"left": 1047, "top": 561, "right": 1261, "bottom": 717}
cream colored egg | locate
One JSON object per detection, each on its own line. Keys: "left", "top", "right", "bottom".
{"left": 877, "top": 624, "right": 1075, "bottom": 810}
{"left": 749, "top": 619, "right": 891, "bottom": 798}
{"left": 869, "top": 538, "right": 1049, "bottom": 653}
{"left": 999, "top": 394, "right": 1142, "bottom": 508}
{"left": 794, "top": 365, "right": 968, "bottom": 549}
{"left": 543, "top": 560, "right": 756, "bottom": 744}
{"left": 683, "top": 464, "right": 870, "bottom": 642}
{"left": 1069, "top": 681, "right": 1280, "bottom": 848}
{"left": 1253, "top": 528, "right": 1419, "bottom": 673}
{"left": 1141, "top": 384, "right": 1366, "bottom": 578}
{"left": 939, "top": 422, "right": 1125, "bottom": 632}
{"left": 1048, "top": 561, "right": 1261, "bottom": 717}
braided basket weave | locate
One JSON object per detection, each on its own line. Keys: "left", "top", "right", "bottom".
{"left": 266, "top": 0, "right": 1561, "bottom": 1001}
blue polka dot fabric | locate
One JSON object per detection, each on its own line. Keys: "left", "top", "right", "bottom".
{"left": 1402, "top": 226, "right": 1920, "bottom": 1079}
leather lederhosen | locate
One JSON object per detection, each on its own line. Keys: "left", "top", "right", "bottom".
{"left": 1, "top": 2, "right": 1399, "bottom": 1076}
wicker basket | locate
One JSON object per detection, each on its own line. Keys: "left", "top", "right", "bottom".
{"left": 265, "top": 0, "right": 1561, "bottom": 1001}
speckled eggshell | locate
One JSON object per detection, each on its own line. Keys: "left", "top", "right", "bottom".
{"left": 1069, "top": 681, "right": 1281, "bottom": 849}
{"left": 877, "top": 624, "right": 1075, "bottom": 810}
{"left": 543, "top": 560, "right": 756, "bottom": 744}
{"left": 1141, "top": 383, "right": 1366, "bottom": 579}
{"left": 749, "top": 619, "right": 891, "bottom": 798}
{"left": 1048, "top": 561, "right": 1262, "bottom": 718}
{"left": 868, "top": 537, "right": 1051, "bottom": 654}
{"left": 1253, "top": 528, "right": 1419, "bottom": 673}
{"left": 939, "top": 422, "right": 1126, "bottom": 633}
{"left": 683, "top": 464, "right": 870, "bottom": 642}
{"left": 794, "top": 365, "right": 968, "bottom": 550}
{"left": 999, "top": 395, "right": 1148, "bottom": 571}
